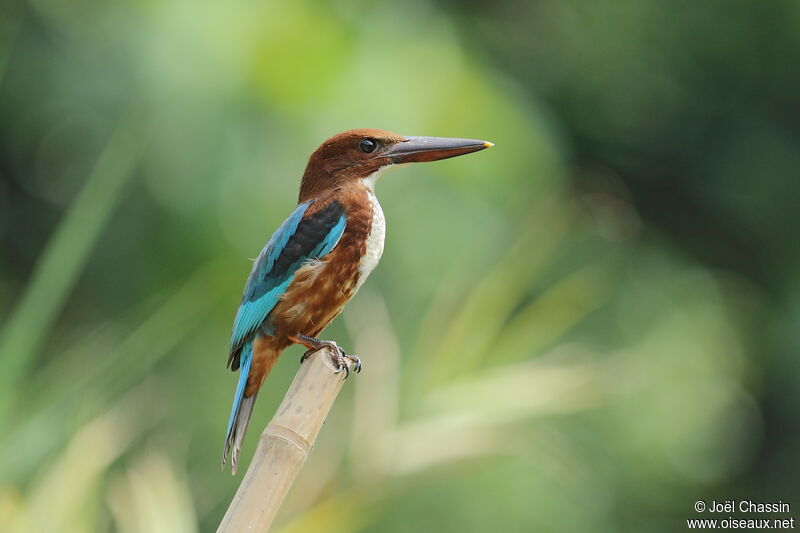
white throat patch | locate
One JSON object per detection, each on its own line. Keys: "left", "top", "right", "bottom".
{"left": 359, "top": 163, "right": 407, "bottom": 192}
{"left": 355, "top": 167, "right": 394, "bottom": 289}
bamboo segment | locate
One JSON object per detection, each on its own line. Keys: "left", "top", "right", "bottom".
{"left": 217, "top": 347, "right": 349, "bottom": 532}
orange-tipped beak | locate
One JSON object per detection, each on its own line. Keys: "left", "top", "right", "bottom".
{"left": 383, "top": 136, "right": 493, "bottom": 164}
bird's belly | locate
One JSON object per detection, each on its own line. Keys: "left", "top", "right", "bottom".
{"left": 268, "top": 253, "right": 361, "bottom": 338}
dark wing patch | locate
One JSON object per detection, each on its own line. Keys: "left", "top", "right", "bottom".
{"left": 247, "top": 200, "right": 347, "bottom": 301}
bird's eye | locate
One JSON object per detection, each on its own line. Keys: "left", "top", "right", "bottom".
{"left": 359, "top": 138, "right": 377, "bottom": 153}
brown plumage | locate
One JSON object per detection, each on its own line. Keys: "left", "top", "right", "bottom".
{"left": 222, "top": 129, "right": 492, "bottom": 473}
{"left": 243, "top": 187, "right": 372, "bottom": 397}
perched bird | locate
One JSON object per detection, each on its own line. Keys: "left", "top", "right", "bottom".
{"left": 222, "top": 128, "right": 493, "bottom": 472}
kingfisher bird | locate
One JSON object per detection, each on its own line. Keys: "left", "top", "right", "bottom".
{"left": 222, "top": 128, "right": 493, "bottom": 472}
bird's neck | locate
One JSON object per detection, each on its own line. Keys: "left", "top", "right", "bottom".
{"left": 299, "top": 171, "right": 384, "bottom": 207}
{"left": 357, "top": 166, "right": 391, "bottom": 195}
{"left": 299, "top": 163, "right": 409, "bottom": 204}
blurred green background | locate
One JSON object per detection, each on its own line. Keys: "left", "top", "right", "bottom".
{"left": 1, "top": 0, "right": 799, "bottom": 531}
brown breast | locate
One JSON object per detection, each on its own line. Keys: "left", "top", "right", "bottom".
{"left": 268, "top": 185, "right": 375, "bottom": 339}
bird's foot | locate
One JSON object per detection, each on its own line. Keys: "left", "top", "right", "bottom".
{"left": 292, "top": 334, "right": 362, "bottom": 378}
{"left": 349, "top": 354, "right": 362, "bottom": 374}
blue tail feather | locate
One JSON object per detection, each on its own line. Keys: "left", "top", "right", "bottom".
{"left": 225, "top": 340, "right": 252, "bottom": 437}
{"left": 222, "top": 340, "right": 256, "bottom": 473}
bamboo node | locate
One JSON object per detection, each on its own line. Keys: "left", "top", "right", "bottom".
{"left": 263, "top": 423, "right": 313, "bottom": 456}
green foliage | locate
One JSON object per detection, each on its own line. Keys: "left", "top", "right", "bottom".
{"left": 0, "top": 1, "right": 793, "bottom": 532}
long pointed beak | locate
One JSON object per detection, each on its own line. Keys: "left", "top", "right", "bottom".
{"left": 383, "top": 136, "right": 494, "bottom": 164}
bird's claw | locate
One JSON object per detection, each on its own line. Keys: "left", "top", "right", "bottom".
{"left": 300, "top": 349, "right": 314, "bottom": 364}
{"left": 296, "top": 335, "right": 361, "bottom": 378}
{"left": 333, "top": 358, "right": 350, "bottom": 379}
{"left": 330, "top": 346, "right": 361, "bottom": 379}
{"left": 348, "top": 354, "right": 362, "bottom": 374}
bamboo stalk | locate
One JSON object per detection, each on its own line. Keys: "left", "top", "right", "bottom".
{"left": 217, "top": 347, "right": 351, "bottom": 532}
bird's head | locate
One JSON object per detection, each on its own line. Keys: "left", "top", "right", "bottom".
{"left": 298, "top": 128, "right": 493, "bottom": 202}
